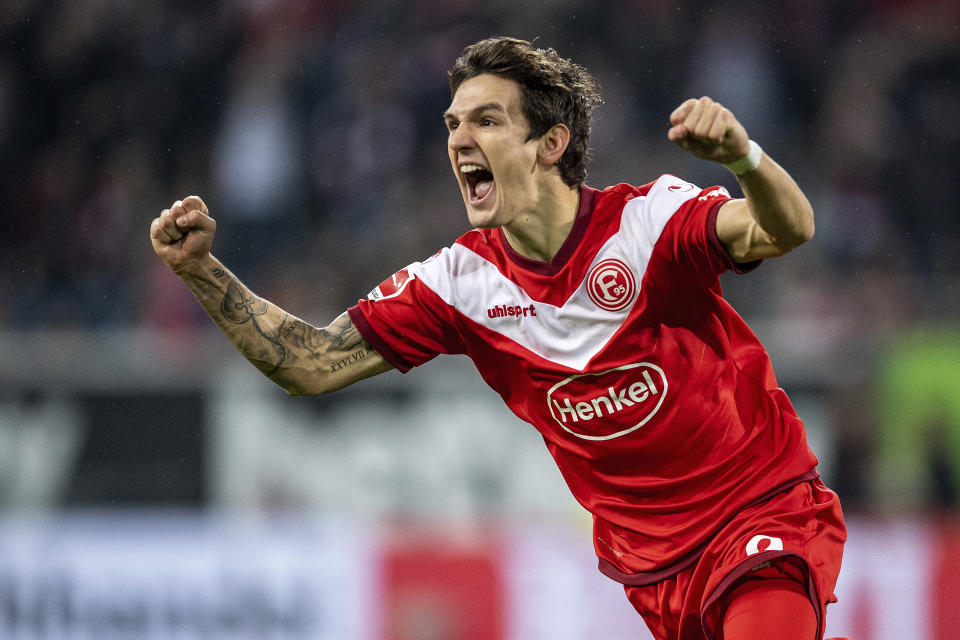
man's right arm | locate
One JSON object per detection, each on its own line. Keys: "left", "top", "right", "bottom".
{"left": 149, "top": 196, "right": 393, "bottom": 395}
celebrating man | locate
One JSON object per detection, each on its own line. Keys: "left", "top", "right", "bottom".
{"left": 150, "top": 37, "right": 846, "bottom": 640}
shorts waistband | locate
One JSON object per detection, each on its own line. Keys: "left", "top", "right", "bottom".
{"left": 597, "top": 469, "right": 821, "bottom": 586}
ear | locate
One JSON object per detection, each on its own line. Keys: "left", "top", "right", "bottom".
{"left": 537, "top": 123, "right": 571, "bottom": 167}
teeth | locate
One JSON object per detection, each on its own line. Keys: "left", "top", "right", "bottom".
{"left": 461, "top": 164, "right": 486, "bottom": 174}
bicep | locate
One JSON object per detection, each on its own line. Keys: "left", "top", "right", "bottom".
{"left": 715, "top": 198, "right": 789, "bottom": 263}
{"left": 278, "top": 311, "right": 394, "bottom": 394}
{"left": 318, "top": 311, "right": 395, "bottom": 390}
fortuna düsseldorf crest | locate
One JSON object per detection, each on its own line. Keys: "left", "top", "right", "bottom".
{"left": 586, "top": 259, "right": 636, "bottom": 312}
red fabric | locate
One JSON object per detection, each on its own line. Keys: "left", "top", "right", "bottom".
{"left": 350, "top": 175, "right": 828, "bottom": 574}
{"left": 623, "top": 480, "right": 846, "bottom": 640}
{"left": 721, "top": 577, "right": 817, "bottom": 640}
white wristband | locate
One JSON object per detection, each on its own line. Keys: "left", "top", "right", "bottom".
{"left": 723, "top": 140, "right": 763, "bottom": 176}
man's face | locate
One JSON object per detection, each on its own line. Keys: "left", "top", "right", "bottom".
{"left": 444, "top": 74, "right": 541, "bottom": 229}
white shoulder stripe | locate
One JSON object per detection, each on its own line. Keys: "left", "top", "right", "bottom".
{"left": 414, "top": 177, "right": 700, "bottom": 371}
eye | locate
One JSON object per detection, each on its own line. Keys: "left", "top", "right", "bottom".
{"left": 445, "top": 120, "right": 459, "bottom": 132}
{"left": 480, "top": 118, "right": 495, "bottom": 127}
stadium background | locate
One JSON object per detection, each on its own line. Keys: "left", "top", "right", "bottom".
{"left": 1, "top": 0, "right": 959, "bottom": 638}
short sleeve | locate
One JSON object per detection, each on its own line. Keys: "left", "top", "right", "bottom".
{"left": 348, "top": 260, "right": 464, "bottom": 373}
{"left": 651, "top": 179, "right": 760, "bottom": 283}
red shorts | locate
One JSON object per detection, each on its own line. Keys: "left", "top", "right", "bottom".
{"left": 621, "top": 479, "right": 846, "bottom": 640}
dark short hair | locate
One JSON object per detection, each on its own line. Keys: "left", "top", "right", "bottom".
{"left": 449, "top": 37, "right": 602, "bottom": 188}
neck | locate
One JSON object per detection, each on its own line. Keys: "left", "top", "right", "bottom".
{"left": 502, "top": 182, "right": 581, "bottom": 263}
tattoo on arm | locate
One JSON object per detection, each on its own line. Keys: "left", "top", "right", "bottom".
{"left": 327, "top": 346, "right": 376, "bottom": 373}
{"left": 221, "top": 280, "right": 269, "bottom": 324}
{"left": 320, "top": 313, "right": 363, "bottom": 349}
{"left": 320, "top": 313, "right": 376, "bottom": 374}
{"left": 214, "top": 276, "right": 379, "bottom": 383}
{"left": 217, "top": 278, "right": 287, "bottom": 377}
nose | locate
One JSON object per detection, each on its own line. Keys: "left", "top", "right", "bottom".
{"left": 448, "top": 125, "right": 474, "bottom": 152}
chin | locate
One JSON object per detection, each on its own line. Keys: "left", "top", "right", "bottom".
{"left": 461, "top": 199, "right": 495, "bottom": 229}
{"left": 466, "top": 214, "right": 497, "bottom": 230}
{"left": 465, "top": 206, "right": 503, "bottom": 230}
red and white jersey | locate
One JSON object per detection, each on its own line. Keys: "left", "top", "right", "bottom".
{"left": 348, "top": 175, "right": 820, "bottom": 574}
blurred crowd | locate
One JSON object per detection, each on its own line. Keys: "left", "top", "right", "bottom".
{"left": 2, "top": 0, "right": 959, "bottom": 510}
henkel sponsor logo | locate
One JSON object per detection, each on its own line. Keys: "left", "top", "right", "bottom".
{"left": 487, "top": 303, "right": 537, "bottom": 319}
{"left": 586, "top": 259, "right": 636, "bottom": 312}
{"left": 546, "top": 363, "right": 667, "bottom": 441}
{"left": 368, "top": 267, "right": 413, "bottom": 301}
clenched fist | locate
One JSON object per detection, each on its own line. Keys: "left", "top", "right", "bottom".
{"left": 668, "top": 97, "right": 751, "bottom": 165}
{"left": 149, "top": 195, "right": 216, "bottom": 274}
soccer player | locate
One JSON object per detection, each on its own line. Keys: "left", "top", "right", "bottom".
{"left": 150, "top": 37, "right": 846, "bottom": 640}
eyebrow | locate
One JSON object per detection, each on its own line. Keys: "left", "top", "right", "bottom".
{"left": 442, "top": 102, "right": 508, "bottom": 123}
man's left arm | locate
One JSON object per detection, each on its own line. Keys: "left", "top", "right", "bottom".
{"left": 668, "top": 97, "right": 814, "bottom": 263}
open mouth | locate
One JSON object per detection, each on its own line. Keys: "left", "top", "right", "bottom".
{"left": 461, "top": 164, "right": 494, "bottom": 205}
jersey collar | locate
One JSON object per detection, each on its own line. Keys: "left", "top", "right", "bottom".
{"left": 498, "top": 185, "right": 596, "bottom": 276}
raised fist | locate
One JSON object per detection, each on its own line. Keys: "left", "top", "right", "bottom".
{"left": 149, "top": 195, "right": 216, "bottom": 273}
{"left": 668, "top": 97, "right": 751, "bottom": 165}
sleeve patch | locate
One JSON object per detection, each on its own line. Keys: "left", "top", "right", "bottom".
{"left": 368, "top": 265, "right": 416, "bottom": 301}
{"left": 698, "top": 186, "right": 730, "bottom": 202}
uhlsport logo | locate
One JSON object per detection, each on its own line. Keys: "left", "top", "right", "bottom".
{"left": 547, "top": 363, "right": 667, "bottom": 441}
{"left": 586, "top": 259, "right": 636, "bottom": 312}
{"left": 487, "top": 303, "right": 537, "bottom": 319}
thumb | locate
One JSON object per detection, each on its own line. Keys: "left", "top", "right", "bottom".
{"left": 667, "top": 123, "right": 689, "bottom": 143}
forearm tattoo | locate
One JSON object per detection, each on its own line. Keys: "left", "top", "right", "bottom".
{"left": 213, "top": 271, "right": 375, "bottom": 379}
{"left": 221, "top": 280, "right": 269, "bottom": 324}
{"left": 218, "top": 278, "right": 287, "bottom": 377}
